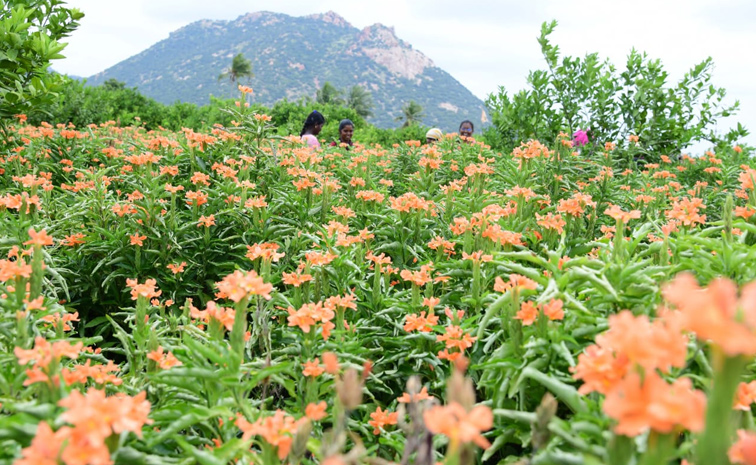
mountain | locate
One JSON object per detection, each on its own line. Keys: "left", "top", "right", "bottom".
{"left": 87, "top": 11, "right": 487, "bottom": 131}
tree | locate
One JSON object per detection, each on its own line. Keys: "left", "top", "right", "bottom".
{"left": 346, "top": 85, "right": 374, "bottom": 118}
{"left": 485, "top": 20, "right": 747, "bottom": 155}
{"left": 0, "top": 0, "right": 84, "bottom": 136}
{"left": 218, "top": 53, "right": 253, "bottom": 84}
{"left": 316, "top": 82, "right": 344, "bottom": 106}
{"left": 396, "top": 100, "right": 425, "bottom": 127}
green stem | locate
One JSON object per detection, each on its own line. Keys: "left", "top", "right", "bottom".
{"left": 696, "top": 352, "right": 747, "bottom": 465}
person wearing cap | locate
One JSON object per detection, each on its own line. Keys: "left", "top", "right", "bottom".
{"left": 426, "top": 128, "right": 443, "bottom": 144}
{"left": 330, "top": 119, "right": 354, "bottom": 149}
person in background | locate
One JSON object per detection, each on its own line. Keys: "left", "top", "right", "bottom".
{"left": 426, "top": 127, "right": 443, "bottom": 144}
{"left": 459, "top": 120, "right": 474, "bottom": 138}
{"left": 330, "top": 119, "right": 354, "bottom": 149}
{"left": 573, "top": 129, "right": 589, "bottom": 147}
{"left": 300, "top": 110, "right": 325, "bottom": 148}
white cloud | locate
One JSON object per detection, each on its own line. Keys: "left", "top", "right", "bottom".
{"left": 55, "top": 0, "right": 756, "bottom": 146}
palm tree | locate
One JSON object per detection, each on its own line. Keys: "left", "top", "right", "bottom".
{"left": 346, "top": 85, "right": 374, "bottom": 118}
{"left": 218, "top": 53, "right": 254, "bottom": 83}
{"left": 396, "top": 100, "right": 425, "bottom": 127}
{"left": 316, "top": 82, "right": 344, "bottom": 106}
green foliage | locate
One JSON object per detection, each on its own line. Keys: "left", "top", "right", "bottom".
{"left": 1, "top": 100, "right": 756, "bottom": 464}
{"left": 315, "top": 81, "right": 345, "bottom": 106}
{"left": 0, "top": 0, "right": 83, "bottom": 129}
{"left": 217, "top": 52, "right": 253, "bottom": 84}
{"left": 29, "top": 78, "right": 432, "bottom": 146}
{"left": 396, "top": 100, "right": 425, "bottom": 127}
{"left": 26, "top": 77, "right": 235, "bottom": 130}
{"left": 484, "top": 20, "right": 749, "bottom": 156}
{"left": 346, "top": 85, "right": 375, "bottom": 118}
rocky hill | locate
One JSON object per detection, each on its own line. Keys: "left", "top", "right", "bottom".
{"left": 87, "top": 11, "right": 487, "bottom": 131}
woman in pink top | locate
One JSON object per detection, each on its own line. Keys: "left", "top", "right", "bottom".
{"left": 300, "top": 110, "right": 325, "bottom": 148}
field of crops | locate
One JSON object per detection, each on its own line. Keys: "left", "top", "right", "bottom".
{"left": 2, "top": 100, "right": 756, "bottom": 465}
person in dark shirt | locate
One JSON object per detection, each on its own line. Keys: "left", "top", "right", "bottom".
{"left": 330, "top": 119, "right": 354, "bottom": 149}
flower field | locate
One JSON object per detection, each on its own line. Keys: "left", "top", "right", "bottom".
{"left": 2, "top": 99, "right": 756, "bottom": 465}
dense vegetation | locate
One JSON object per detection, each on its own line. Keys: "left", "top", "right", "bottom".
{"left": 484, "top": 21, "right": 749, "bottom": 156}
{"left": 2, "top": 94, "right": 756, "bottom": 465}
{"left": 4, "top": 3, "right": 756, "bottom": 465}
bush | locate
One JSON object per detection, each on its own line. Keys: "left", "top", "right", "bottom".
{"left": 484, "top": 20, "right": 749, "bottom": 157}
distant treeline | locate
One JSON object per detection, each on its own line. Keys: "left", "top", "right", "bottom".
{"left": 28, "top": 77, "right": 434, "bottom": 147}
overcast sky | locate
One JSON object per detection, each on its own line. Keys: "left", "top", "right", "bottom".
{"left": 56, "top": 0, "right": 755, "bottom": 149}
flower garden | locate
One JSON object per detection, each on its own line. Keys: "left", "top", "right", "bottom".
{"left": 2, "top": 95, "right": 756, "bottom": 465}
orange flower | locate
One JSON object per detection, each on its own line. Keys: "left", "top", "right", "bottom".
{"left": 245, "top": 195, "right": 268, "bottom": 209}
{"left": 167, "top": 262, "right": 187, "bottom": 274}
{"left": 595, "top": 311, "right": 687, "bottom": 374}
{"left": 734, "top": 381, "right": 756, "bottom": 411}
{"left": 535, "top": 213, "right": 566, "bottom": 234}
{"left": 665, "top": 197, "right": 706, "bottom": 227}
{"left": 324, "top": 294, "right": 357, "bottom": 311}
{"left": 355, "top": 190, "right": 385, "bottom": 203}
{"left": 736, "top": 206, "right": 756, "bottom": 219}
{"left": 390, "top": 192, "right": 432, "bottom": 213}
{"left": 505, "top": 186, "right": 537, "bottom": 200}
{"left": 397, "top": 386, "right": 432, "bottom": 403}
{"left": 129, "top": 233, "right": 146, "bottom": 246}
{"left": 303, "top": 358, "right": 325, "bottom": 377}
{"left": 246, "top": 243, "right": 285, "bottom": 262}
{"left": 198, "top": 214, "right": 216, "bottom": 227}
{"left": 404, "top": 311, "right": 439, "bottom": 332}
{"left": 61, "top": 233, "right": 86, "bottom": 247}
{"left": 322, "top": 352, "right": 339, "bottom": 374}
{"left": 216, "top": 270, "right": 273, "bottom": 302}
{"left": 605, "top": 205, "right": 641, "bottom": 224}
{"left": 14, "top": 421, "right": 69, "bottom": 465}
{"left": 25, "top": 228, "right": 54, "bottom": 247}
{"left": 557, "top": 198, "right": 585, "bottom": 217}
{"left": 729, "top": 429, "right": 756, "bottom": 465}
{"left": 368, "top": 407, "right": 399, "bottom": 434}
{"left": 147, "top": 346, "right": 182, "bottom": 369}
{"left": 305, "top": 401, "right": 327, "bottom": 421}
{"left": 571, "top": 345, "right": 630, "bottom": 395}
{"left": 236, "top": 410, "right": 302, "bottom": 460}
{"left": 400, "top": 267, "right": 432, "bottom": 287}
{"left": 126, "top": 278, "right": 162, "bottom": 301}
{"left": 436, "top": 325, "right": 476, "bottom": 351}
{"left": 40, "top": 311, "right": 80, "bottom": 332}
{"left": 739, "top": 167, "right": 756, "bottom": 190}
{"left": 493, "top": 274, "right": 537, "bottom": 293}
{"left": 190, "top": 301, "right": 235, "bottom": 331}
{"left": 422, "top": 296, "right": 440, "bottom": 312}
{"left": 305, "top": 250, "right": 337, "bottom": 267}
{"left": 58, "top": 388, "right": 152, "bottom": 448}
{"left": 286, "top": 302, "right": 335, "bottom": 339}
{"left": 423, "top": 403, "right": 493, "bottom": 449}
{"left": 428, "top": 236, "right": 457, "bottom": 254}
{"left": 663, "top": 273, "right": 756, "bottom": 356}
{"left": 515, "top": 301, "right": 539, "bottom": 325}
{"left": 603, "top": 371, "right": 705, "bottom": 436}
{"left": 15, "top": 336, "right": 83, "bottom": 370}
{"left": 282, "top": 271, "right": 314, "bottom": 287}
{"left": 461, "top": 251, "right": 493, "bottom": 263}
{"left": 542, "top": 299, "right": 564, "bottom": 321}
